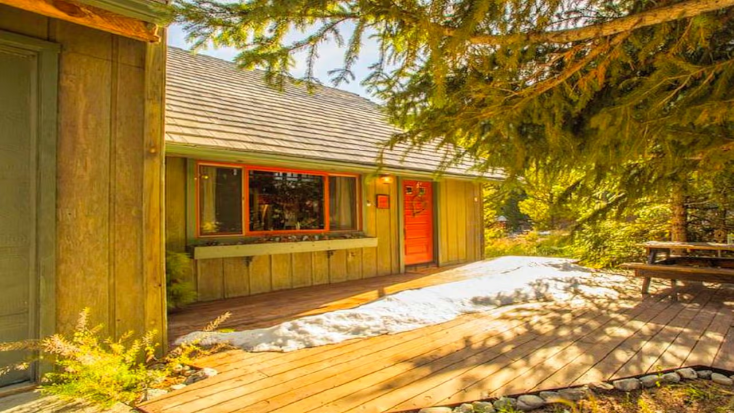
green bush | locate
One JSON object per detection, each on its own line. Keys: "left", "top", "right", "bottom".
{"left": 484, "top": 204, "right": 669, "bottom": 268}
{"left": 166, "top": 251, "right": 197, "bottom": 311}
{"left": 568, "top": 205, "right": 670, "bottom": 268}
{"left": 0, "top": 309, "right": 162, "bottom": 407}
{"left": 0, "top": 309, "right": 232, "bottom": 408}
{"left": 484, "top": 231, "right": 572, "bottom": 259}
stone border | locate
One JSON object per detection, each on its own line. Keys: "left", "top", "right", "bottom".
{"left": 416, "top": 367, "right": 734, "bottom": 413}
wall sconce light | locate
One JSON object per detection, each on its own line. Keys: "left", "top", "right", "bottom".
{"left": 379, "top": 174, "right": 393, "bottom": 184}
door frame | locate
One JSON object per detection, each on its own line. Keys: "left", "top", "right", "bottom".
{"left": 0, "top": 30, "right": 59, "bottom": 382}
{"left": 398, "top": 177, "right": 438, "bottom": 272}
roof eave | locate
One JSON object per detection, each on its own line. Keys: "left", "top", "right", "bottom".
{"left": 77, "top": 0, "right": 170, "bottom": 24}
{"left": 165, "top": 141, "right": 503, "bottom": 182}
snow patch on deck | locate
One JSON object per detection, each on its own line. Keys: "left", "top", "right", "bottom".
{"left": 176, "top": 256, "right": 628, "bottom": 352}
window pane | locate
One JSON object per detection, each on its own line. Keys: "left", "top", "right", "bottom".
{"left": 329, "top": 176, "right": 358, "bottom": 230}
{"left": 249, "top": 170, "right": 325, "bottom": 231}
{"left": 199, "top": 165, "right": 243, "bottom": 235}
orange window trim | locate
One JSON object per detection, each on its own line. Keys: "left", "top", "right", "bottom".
{"left": 194, "top": 160, "right": 361, "bottom": 238}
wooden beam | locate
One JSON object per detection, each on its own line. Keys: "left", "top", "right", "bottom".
{"left": 0, "top": 0, "right": 160, "bottom": 43}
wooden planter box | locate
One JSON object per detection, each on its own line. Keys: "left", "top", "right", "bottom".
{"left": 192, "top": 237, "right": 379, "bottom": 260}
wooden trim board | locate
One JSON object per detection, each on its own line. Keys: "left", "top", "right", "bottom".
{"left": 193, "top": 238, "right": 379, "bottom": 259}
{"left": 0, "top": 0, "right": 161, "bottom": 42}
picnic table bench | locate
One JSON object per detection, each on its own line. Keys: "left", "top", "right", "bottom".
{"left": 621, "top": 241, "right": 734, "bottom": 294}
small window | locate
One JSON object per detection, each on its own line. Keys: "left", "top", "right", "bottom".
{"left": 248, "top": 170, "right": 325, "bottom": 232}
{"left": 198, "top": 165, "right": 244, "bottom": 236}
{"left": 329, "top": 176, "right": 358, "bottom": 230}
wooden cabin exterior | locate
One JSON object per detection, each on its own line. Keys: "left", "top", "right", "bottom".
{"left": 0, "top": 0, "right": 167, "bottom": 389}
{"left": 164, "top": 48, "right": 495, "bottom": 302}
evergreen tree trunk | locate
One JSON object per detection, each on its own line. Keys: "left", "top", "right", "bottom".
{"left": 714, "top": 208, "right": 727, "bottom": 243}
{"left": 671, "top": 182, "right": 688, "bottom": 256}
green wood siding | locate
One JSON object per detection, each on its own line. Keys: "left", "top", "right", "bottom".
{"left": 0, "top": 6, "right": 167, "bottom": 354}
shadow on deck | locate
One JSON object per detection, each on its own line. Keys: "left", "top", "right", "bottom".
{"left": 147, "top": 262, "right": 734, "bottom": 413}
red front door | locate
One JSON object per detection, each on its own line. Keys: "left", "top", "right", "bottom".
{"left": 403, "top": 180, "right": 434, "bottom": 265}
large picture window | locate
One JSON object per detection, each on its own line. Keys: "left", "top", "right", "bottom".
{"left": 196, "top": 162, "right": 360, "bottom": 237}
{"left": 249, "top": 170, "right": 325, "bottom": 232}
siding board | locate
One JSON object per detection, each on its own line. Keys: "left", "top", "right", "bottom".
{"left": 112, "top": 49, "right": 145, "bottom": 336}
{"left": 165, "top": 157, "right": 187, "bottom": 252}
{"left": 346, "top": 248, "right": 362, "bottom": 281}
{"left": 312, "top": 251, "right": 329, "bottom": 285}
{"left": 223, "top": 257, "right": 249, "bottom": 298}
{"left": 197, "top": 259, "right": 223, "bottom": 301}
{"left": 271, "top": 254, "right": 292, "bottom": 291}
{"left": 249, "top": 255, "right": 271, "bottom": 294}
{"left": 292, "top": 252, "right": 313, "bottom": 288}
{"left": 56, "top": 40, "right": 113, "bottom": 334}
{"left": 362, "top": 247, "right": 378, "bottom": 278}
{"left": 329, "top": 250, "right": 348, "bottom": 283}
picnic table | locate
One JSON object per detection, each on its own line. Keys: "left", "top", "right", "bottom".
{"left": 621, "top": 241, "right": 734, "bottom": 294}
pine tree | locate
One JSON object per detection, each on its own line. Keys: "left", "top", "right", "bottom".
{"left": 173, "top": 0, "right": 734, "bottom": 226}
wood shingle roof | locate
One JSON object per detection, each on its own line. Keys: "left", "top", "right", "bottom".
{"left": 165, "top": 47, "right": 493, "bottom": 178}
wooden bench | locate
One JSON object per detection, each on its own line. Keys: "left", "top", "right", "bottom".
{"left": 620, "top": 262, "right": 734, "bottom": 294}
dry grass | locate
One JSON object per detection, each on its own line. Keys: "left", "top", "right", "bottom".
{"left": 534, "top": 380, "right": 734, "bottom": 413}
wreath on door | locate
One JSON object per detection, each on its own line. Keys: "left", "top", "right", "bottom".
{"left": 411, "top": 194, "right": 428, "bottom": 217}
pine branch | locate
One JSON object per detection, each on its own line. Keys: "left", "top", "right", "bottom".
{"left": 464, "top": 0, "right": 734, "bottom": 45}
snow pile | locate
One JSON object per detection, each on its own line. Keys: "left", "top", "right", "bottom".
{"left": 176, "top": 256, "right": 628, "bottom": 352}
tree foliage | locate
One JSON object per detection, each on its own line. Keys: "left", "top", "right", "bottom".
{"left": 173, "top": 0, "right": 734, "bottom": 214}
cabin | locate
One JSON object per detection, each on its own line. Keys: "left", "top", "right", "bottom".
{"left": 0, "top": 0, "right": 168, "bottom": 390}
{"left": 165, "top": 48, "right": 496, "bottom": 302}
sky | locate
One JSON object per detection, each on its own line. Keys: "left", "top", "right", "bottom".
{"left": 167, "top": 24, "right": 379, "bottom": 100}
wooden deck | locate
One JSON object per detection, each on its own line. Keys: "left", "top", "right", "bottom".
{"left": 143, "top": 263, "right": 734, "bottom": 413}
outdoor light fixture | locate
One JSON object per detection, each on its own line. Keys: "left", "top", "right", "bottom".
{"left": 379, "top": 174, "right": 393, "bottom": 184}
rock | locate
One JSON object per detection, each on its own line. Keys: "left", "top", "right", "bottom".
{"left": 454, "top": 403, "right": 474, "bottom": 413}
{"left": 471, "top": 401, "right": 496, "bottom": 413}
{"left": 418, "top": 408, "right": 452, "bottom": 413}
{"left": 589, "top": 382, "right": 614, "bottom": 391}
{"left": 661, "top": 372, "right": 681, "bottom": 383}
{"left": 144, "top": 389, "right": 168, "bottom": 400}
{"left": 517, "top": 395, "right": 545, "bottom": 410}
{"left": 538, "top": 391, "right": 561, "bottom": 402}
{"left": 697, "top": 370, "right": 713, "bottom": 379}
{"left": 557, "top": 387, "right": 588, "bottom": 401}
{"left": 640, "top": 375, "right": 660, "bottom": 388}
{"left": 493, "top": 397, "right": 517, "bottom": 410}
{"left": 677, "top": 368, "right": 697, "bottom": 380}
{"left": 170, "top": 384, "right": 187, "bottom": 391}
{"left": 184, "top": 367, "right": 218, "bottom": 385}
{"left": 613, "top": 378, "right": 641, "bottom": 392}
{"left": 711, "top": 373, "right": 733, "bottom": 385}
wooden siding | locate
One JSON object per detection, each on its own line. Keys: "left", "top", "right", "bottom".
{"left": 437, "top": 179, "right": 483, "bottom": 266}
{"left": 165, "top": 158, "right": 484, "bottom": 302}
{"left": 0, "top": 6, "right": 167, "bottom": 342}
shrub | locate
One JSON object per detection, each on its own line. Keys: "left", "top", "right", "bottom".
{"left": 0, "top": 309, "right": 232, "bottom": 408}
{"left": 568, "top": 205, "right": 670, "bottom": 268}
{"left": 484, "top": 231, "right": 572, "bottom": 259}
{"left": 166, "top": 251, "right": 197, "bottom": 311}
{"left": 0, "top": 309, "right": 162, "bottom": 407}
